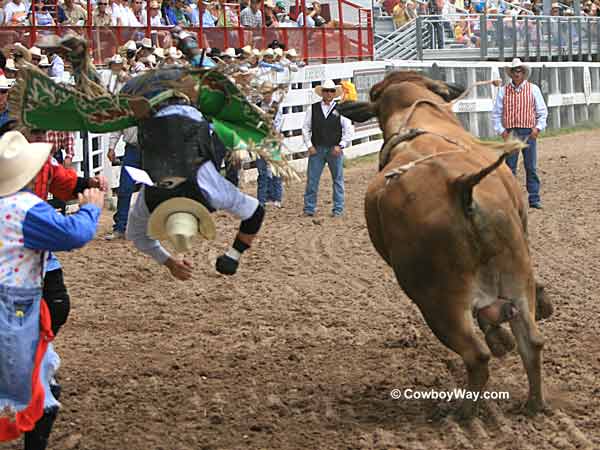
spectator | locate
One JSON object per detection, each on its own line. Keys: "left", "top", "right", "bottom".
{"left": 256, "top": 82, "right": 284, "bottom": 208}
{"left": 241, "top": 0, "right": 262, "bottom": 27}
{"left": 264, "top": 0, "right": 279, "bottom": 26}
{"left": 0, "top": 76, "right": 13, "bottom": 133}
{"left": 110, "top": 0, "right": 129, "bottom": 24}
{"left": 492, "top": 58, "right": 548, "bottom": 209}
{"left": 101, "top": 54, "right": 128, "bottom": 93}
{"left": 61, "top": 0, "right": 88, "bottom": 25}
{"left": 93, "top": 0, "right": 113, "bottom": 25}
{"left": 302, "top": 80, "right": 353, "bottom": 218}
{"left": 48, "top": 50, "right": 65, "bottom": 79}
{"left": 4, "top": 0, "right": 28, "bottom": 25}
{"left": 197, "top": 1, "right": 218, "bottom": 26}
{"left": 164, "top": 46, "right": 184, "bottom": 65}
{"left": 31, "top": 1, "right": 56, "bottom": 26}
{"left": 405, "top": 0, "right": 417, "bottom": 19}
{"left": 297, "top": 1, "right": 320, "bottom": 27}
{"left": 392, "top": 0, "right": 408, "bottom": 28}
{"left": 123, "top": 0, "right": 145, "bottom": 26}
{"left": 216, "top": 0, "right": 238, "bottom": 25}
{"left": 172, "top": 0, "right": 193, "bottom": 26}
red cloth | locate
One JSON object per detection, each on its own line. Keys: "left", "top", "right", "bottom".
{"left": 33, "top": 157, "right": 79, "bottom": 202}
{"left": 44, "top": 131, "right": 75, "bottom": 160}
{"left": 503, "top": 81, "right": 536, "bottom": 129}
{"left": 0, "top": 300, "right": 54, "bottom": 441}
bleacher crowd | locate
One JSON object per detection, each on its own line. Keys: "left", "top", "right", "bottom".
{"left": 376, "top": 0, "right": 596, "bottom": 48}
{"left": 0, "top": 0, "right": 333, "bottom": 29}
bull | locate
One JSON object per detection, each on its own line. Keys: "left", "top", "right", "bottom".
{"left": 338, "top": 71, "right": 552, "bottom": 418}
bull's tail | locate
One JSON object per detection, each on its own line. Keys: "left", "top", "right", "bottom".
{"left": 455, "top": 152, "right": 512, "bottom": 216}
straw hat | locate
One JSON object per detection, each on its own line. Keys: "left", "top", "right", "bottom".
{"left": 12, "top": 42, "right": 32, "bottom": 62}
{"left": 154, "top": 47, "right": 165, "bottom": 59}
{"left": 242, "top": 44, "right": 253, "bottom": 55}
{"left": 5, "top": 59, "right": 17, "bottom": 71}
{"left": 504, "top": 57, "right": 529, "bottom": 78}
{"left": 29, "top": 46, "right": 42, "bottom": 58}
{"left": 551, "top": 2, "right": 560, "bottom": 7}
{"left": 124, "top": 40, "right": 137, "bottom": 52}
{"left": 38, "top": 55, "right": 51, "bottom": 67}
{"left": 149, "top": 0, "right": 160, "bottom": 7}
{"left": 263, "top": 0, "right": 275, "bottom": 7}
{"left": 0, "top": 131, "right": 53, "bottom": 196}
{"left": 167, "top": 46, "right": 183, "bottom": 59}
{"left": 314, "top": 79, "right": 343, "bottom": 98}
{"left": 274, "top": 47, "right": 283, "bottom": 57}
{"left": 285, "top": 48, "right": 298, "bottom": 57}
{"left": 222, "top": 47, "right": 238, "bottom": 58}
{"left": 0, "top": 75, "right": 14, "bottom": 90}
{"left": 262, "top": 48, "right": 275, "bottom": 58}
{"left": 139, "top": 37, "right": 154, "bottom": 50}
{"left": 107, "top": 54, "right": 124, "bottom": 65}
{"left": 147, "top": 197, "right": 216, "bottom": 253}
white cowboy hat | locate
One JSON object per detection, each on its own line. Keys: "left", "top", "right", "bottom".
{"left": 274, "top": 47, "right": 283, "bottom": 57}
{"left": 262, "top": 48, "right": 275, "bottom": 58}
{"left": 504, "top": 57, "right": 529, "bottom": 77}
{"left": 0, "top": 75, "right": 14, "bottom": 90}
{"left": 147, "top": 197, "right": 216, "bottom": 253}
{"left": 0, "top": 131, "right": 53, "bottom": 196}
{"left": 285, "top": 48, "right": 298, "bottom": 57}
{"left": 551, "top": 2, "right": 560, "bottom": 7}
{"left": 167, "top": 46, "right": 183, "bottom": 59}
{"left": 222, "top": 47, "right": 238, "bottom": 58}
{"left": 29, "top": 46, "right": 42, "bottom": 58}
{"left": 314, "top": 79, "right": 343, "bottom": 98}
{"left": 124, "top": 40, "right": 137, "bottom": 52}
{"left": 139, "top": 37, "right": 154, "bottom": 50}
{"left": 252, "top": 48, "right": 262, "bottom": 57}
{"left": 38, "top": 55, "right": 51, "bottom": 67}
{"left": 241, "top": 44, "right": 253, "bottom": 55}
{"left": 107, "top": 54, "right": 124, "bottom": 65}
{"left": 5, "top": 59, "right": 17, "bottom": 71}
{"left": 154, "top": 47, "right": 165, "bottom": 59}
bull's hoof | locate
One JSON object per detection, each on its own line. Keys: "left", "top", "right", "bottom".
{"left": 535, "top": 284, "right": 554, "bottom": 321}
{"left": 454, "top": 400, "right": 479, "bottom": 421}
{"left": 524, "top": 398, "right": 551, "bottom": 416}
{"left": 485, "top": 326, "right": 515, "bottom": 358}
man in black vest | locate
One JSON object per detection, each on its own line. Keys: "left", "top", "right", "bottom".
{"left": 302, "top": 79, "right": 353, "bottom": 217}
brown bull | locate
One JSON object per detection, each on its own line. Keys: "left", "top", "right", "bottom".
{"left": 338, "top": 71, "right": 551, "bottom": 418}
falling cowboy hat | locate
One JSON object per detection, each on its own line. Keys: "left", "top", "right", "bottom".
{"left": 0, "top": 131, "right": 52, "bottom": 196}
{"left": 505, "top": 57, "right": 530, "bottom": 78}
{"left": 314, "top": 79, "right": 343, "bottom": 99}
{"left": 147, "top": 197, "right": 216, "bottom": 253}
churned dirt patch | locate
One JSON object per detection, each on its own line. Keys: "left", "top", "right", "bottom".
{"left": 6, "top": 131, "right": 600, "bottom": 450}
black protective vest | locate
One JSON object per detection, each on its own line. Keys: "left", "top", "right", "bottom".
{"left": 138, "top": 114, "right": 217, "bottom": 213}
{"left": 310, "top": 102, "right": 342, "bottom": 148}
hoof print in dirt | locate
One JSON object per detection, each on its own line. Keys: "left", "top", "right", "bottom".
{"left": 485, "top": 326, "right": 516, "bottom": 358}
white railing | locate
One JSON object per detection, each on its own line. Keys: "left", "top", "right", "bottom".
{"left": 69, "top": 59, "right": 600, "bottom": 188}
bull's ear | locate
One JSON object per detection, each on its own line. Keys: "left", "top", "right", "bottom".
{"left": 425, "top": 79, "right": 466, "bottom": 102}
{"left": 336, "top": 101, "right": 376, "bottom": 123}
{"left": 454, "top": 152, "right": 509, "bottom": 216}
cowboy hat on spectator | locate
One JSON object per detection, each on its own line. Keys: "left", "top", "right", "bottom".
{"left": 29, "top": 46, "right": 43, "bottom": 60}
{"left": 4, "top": 59, "right": 18, "bottom": 72}
{"left": 12, "top": 42, "right": 31, "bottom": 62}
{"left": 107, "top": 54, "right": 124, "bottom": 66}
{"left": 124, "top": 40, "right": 137, "bottom": 52}
{"left": 0, "top": 75, "right": 14, "bottom": 90}
{"left": 167, "top": 47, "right": 183, "bottom": 59}
{"left": 147, "top": 197, "right": 216, "bottom": 253}
{"left": 154, "top": 47, "right": 165, "bottom": 59}
{"left": 285, "top": 48, "right": 298, "bottom": 57}
{"left": 222, "top": 47, "right": 238, "bottom": 58}
{"left": 505, "top": 57, "right": 529, "bottom": 78}
{"left": 262, "top": 48, "right": 275, "bottom": 58}
{"left": 314, "top": 79, "right": 343, "bottom": 98}
{"left": 38, "top": 55, "right": 51, "bottom": 67}
{"left": 242, "top": 45, "right": 253, "bottom": 55}
{"left": 139, "top": 37, "right": 154, "bottom": 50}
{"left": 274, "top": 47, "right": 283, "bottom": 57}
{"left": 0, "top": 131, "right": 52, "bottom": 196}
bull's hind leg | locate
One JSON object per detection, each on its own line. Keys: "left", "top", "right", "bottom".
{"left": 421, "top": 306, "right": 491, "bottom": 419}
{"left": 509, "top": 294, "right": 547, "bottom": 414}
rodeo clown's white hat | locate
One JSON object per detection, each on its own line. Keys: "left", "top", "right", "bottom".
{"left": 147, "top": 197, "right": 216, "bottom": 253}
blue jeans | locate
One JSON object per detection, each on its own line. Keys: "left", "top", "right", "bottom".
{"left": 113, "top": 144, "right": 141, "bottom": 233}
{"left": 505, "top": 128, "right": 541, "bottom": 205}
{"left": 256, "top": 158, "right": 283, "bottom": 205}
{"left": 303, "top": 146, "right": 344, "bottom": 215}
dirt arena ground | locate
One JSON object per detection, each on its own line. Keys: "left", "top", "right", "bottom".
{"left": 7, "top": 130, "right": 600, "bottom": 450}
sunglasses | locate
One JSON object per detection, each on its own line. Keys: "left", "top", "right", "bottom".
{"left": 98, "top": 2, "right": 108, "bottom": 4}
{"left": 511, "top": 68, "right": 525, "bottom": 74}
{"left": 322, "top": 88, "right": 336, "bottom": 93}
{"left": 0, "top": 90, "right": 8, "bottom": 94}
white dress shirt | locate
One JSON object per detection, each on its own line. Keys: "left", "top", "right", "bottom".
{"left": 302, "top": 100, "right": 354, "bottom": 149}
{"left": 491, "top": 80, "right": 548, "bottom": 135}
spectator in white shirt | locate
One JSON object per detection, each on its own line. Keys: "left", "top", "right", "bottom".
{"left": 4, "top": 0, "right": 28, "bottom": 25}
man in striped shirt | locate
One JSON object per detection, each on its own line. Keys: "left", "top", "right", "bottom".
{"left": 492, "top": 58, "right": 548, "bottom": 209}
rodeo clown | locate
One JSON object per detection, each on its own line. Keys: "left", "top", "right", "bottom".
{"left": 0, "top": 131, "right": 103, "bottom": 450}
{"left": 123, "top": 76, "right": 266, "bottom": 280}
